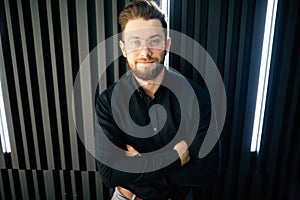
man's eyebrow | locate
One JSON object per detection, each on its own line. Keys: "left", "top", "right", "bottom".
{"left": 148, "top": 34, "right": 163, "bottom": 38}
{"left": 127, "top": 36, "right": 140, "bottom": 40}
{"left": 126, "top": 34, "right": 163, "bottom": 40}
{"left": 149, "top": 34, "right": 163, "bottom": 38}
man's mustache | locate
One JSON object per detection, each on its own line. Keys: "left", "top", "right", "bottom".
{"left": 135, "top": 58, "right": 159, "bottom": 63}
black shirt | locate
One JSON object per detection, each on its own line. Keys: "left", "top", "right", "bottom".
{"left": 95, "top": 69, "right": 220, "bottom": 200}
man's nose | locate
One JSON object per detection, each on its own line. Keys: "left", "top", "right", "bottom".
{"left": 139, "top": 43, "right": 153, "bottom": 57}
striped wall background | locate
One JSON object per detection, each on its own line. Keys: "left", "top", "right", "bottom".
{"left": 0, "top": 0, "right": 300, "bottom": 200}
{"left": 168, "top": 0, "right": 300, "bottom": 199}
{"left": 0, "top": 0, "right": 132, "bottom": 199}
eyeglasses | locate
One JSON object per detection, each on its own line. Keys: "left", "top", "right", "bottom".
{"left": 123, "top": 36, "right": 165, "bottom": 53}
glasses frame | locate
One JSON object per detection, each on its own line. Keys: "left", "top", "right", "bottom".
{"left": 121, "top": 36, "right": 166, "bottom": 53}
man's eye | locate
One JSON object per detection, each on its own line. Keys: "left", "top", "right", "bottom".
{"left": 148, "top": 38, "right": 161, "bottom": 47}
{"left": 129, "top": 40, "right": 140, "bottom": 47}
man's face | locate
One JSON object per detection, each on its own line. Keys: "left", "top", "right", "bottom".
{"left": 120, "top": 18, "right": 171, "bottom": 81}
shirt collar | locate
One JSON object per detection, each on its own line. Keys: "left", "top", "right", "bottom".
{"left": 129, "top": 68, "right": 169, "bottom": 99}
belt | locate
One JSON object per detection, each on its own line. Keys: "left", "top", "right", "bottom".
{"left": 117, "top": 186, "right": 143, "bottom": 200}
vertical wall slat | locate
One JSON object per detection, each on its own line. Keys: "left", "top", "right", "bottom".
{"left": 75, "top": 0, "right": 95, "bottom": 171}
{"left": 59, "top": 170, "right": 66, "bottom": 200}
{"left": 44, "top": 170, "right": 55, "bottom": 200}
{"left": 0, "top": 171, "right": 5, "bottom": 200}
{"left": 10, "top": 0, "right": 38, "bottom": 170}
{"left": 0, "top": 35, "right": 13, "bottom": 169}
{"left": 24, "top": 170, "right": 35, "bottom": 199}
{"left": 63, "top": 170, "right": 73, "bottom": 199}
{"left": 7, "top": 170, "right": 16, "bottom": 200}
{"left": 19, "top": 170, "right": 29, "bottom": 200}
{"left": 207, "top": 0, "right": 221, "bottom": 63}
{"left": 82, "top": 171, "right": 90, "bottom": 200}
{"left": 70, "top": 170, "right": 77, "bottom": 199}
{"left": 60, "top": 0, "right": 80, "bottom": 170}
{"left": 16, "top": 0, "right": 42, "bottom": 170}
{"left": 31, "top": 170, "right": 41, "bottom": 200}
{"left": 4, "top": 0, "right": 30, "bottom": 169}
{"left": 1, "top": 170, "right": 12, "bottom": 199}
{"left": 103, "top": 0, "right": 119, "bottom": 86}
{"left": 179, "top": 0, "right": 188, "bottom": 74}
{"left": 0, "top": 146, "right": 4, "bottom": 169}
{"left": 235, "top": 1, "right": 257, "bottom": 199}
{"left": 0, "top": 27, "right": 6, "bottom": 169}
{"left": 35, "top": 0, "right": 62, "bottom": 169}
{"left": 51, "top": 170, "right": 62, "bottom": 199}
{"left": 222, "top": 0, "right": 241, "bottom": 199}
{"left": 96, "top": 0, "right": 107, "bottom": 93}
{"left": 29, "top": 0, "right": 55, "bottom": 169}
{"left": 45, "top": 0, "right": 66, "bottom": 170}
{"left": 265, "top": 1, "right": 299, "bottom": 198}
{"left": 37, "top": 170, "right": 47, "bottom": 199}
{"left": 206, "top": 0, "right": 224, "bottom": 125}
{"left": 88, "top": 171, "right": 97, "bottom": 199}
{"left": 12, "top": 170, "right": 22, "bottom": 199}
{"left": 111, "top": 0, "right": 119, "bottom": 81}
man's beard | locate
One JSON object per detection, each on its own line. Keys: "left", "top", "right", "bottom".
{"left": 131, "top": 57, "right": 165, "bottom": 81}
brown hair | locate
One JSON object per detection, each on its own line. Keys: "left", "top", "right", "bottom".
{"left": 119, "top": 0, "right": 167, "bottom": 37}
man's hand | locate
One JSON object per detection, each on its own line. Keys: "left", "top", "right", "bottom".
{"left": 173, "top": 140, "right": 190, "bottom": 166}
{"left": 126, "top": 144, "right": 141, "bottom": 157}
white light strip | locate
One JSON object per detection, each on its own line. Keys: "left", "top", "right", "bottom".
{"left": 251, "top": 0, "right": 278, "bottom": 152}
{"left": 161, "top": 0, "right": 170, "bottom": 69}
{"left": 0, "top": 79, "right": 11, "bottom": 153}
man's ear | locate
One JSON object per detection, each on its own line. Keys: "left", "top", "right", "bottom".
{"left": 119, "top": 40, "right": 127, "bottom": 57}
{"left": 165, "top": 37, "right": 171, "bottom": 55}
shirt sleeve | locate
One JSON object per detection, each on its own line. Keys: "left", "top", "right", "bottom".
{"left": 166, "top": 88, "right": 221, "bottom": 187}
{"left": 95, "top": 91, "right": 181, "bottom": 188}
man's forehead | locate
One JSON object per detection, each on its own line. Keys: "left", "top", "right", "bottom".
{"left": 123, "top": 27, "right": 165, "bottom": 39}
{"left": 123, "top": 18, "right": 165, "bottom": 39}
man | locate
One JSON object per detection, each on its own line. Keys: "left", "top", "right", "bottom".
{"left": 95, "top": 0, "right": 220, "bottom": 199}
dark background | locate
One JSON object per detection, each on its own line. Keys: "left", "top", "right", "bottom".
{"left": 0, "top": 0, "right": 299, "bottom": 199}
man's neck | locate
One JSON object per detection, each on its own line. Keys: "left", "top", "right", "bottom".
{"left": 134, "top": 68, "right": 165, "bottom": 99}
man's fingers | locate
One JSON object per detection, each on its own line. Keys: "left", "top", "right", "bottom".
{"left": 126, "top": 144, "right": 133, "bottom": 150}
{"left": 173, "top": 140, "right": 190, "bottom": 166}
{"left": 126, "top": 144, "right": 141, "bottom": 157}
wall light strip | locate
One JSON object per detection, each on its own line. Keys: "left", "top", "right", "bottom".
{"left": 161, "top": 0, "right": 170, "bottom": 69}
{"left": 251, "top": 0, "right": 278, "bottom": 152}
{"left": 0, "top": 79, "right": 11, "bottom": 153}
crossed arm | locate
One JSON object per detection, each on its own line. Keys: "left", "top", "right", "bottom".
{"left": 95, "top": 91, "right": 220, "bottom": 188}
{"left": 126, "top": 141, "right": 190, "bottom": 166}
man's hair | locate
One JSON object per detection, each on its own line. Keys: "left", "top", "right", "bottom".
{"left": 119, "top": 0, "right": 167, "bottom": 37}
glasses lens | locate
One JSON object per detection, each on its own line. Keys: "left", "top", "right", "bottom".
{"left": 126, "top": 40, "right": 139, "bottom": 51}
{"left": 125, "top": 37, "right": 164, "bottom": 52}
{"left": 147, "top": 37, "right": 163, "bottom": 49}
